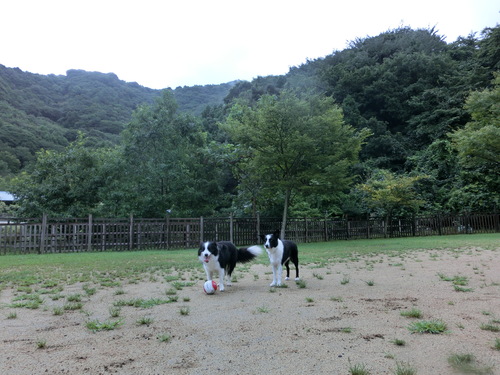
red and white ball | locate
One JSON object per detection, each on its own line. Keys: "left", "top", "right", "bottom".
{"left": 203, "top": 280, "right": 218, "bottom": 294}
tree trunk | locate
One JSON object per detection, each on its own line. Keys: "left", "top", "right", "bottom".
{"left": 280, "top": 188, "right": 291, "bottom": 239}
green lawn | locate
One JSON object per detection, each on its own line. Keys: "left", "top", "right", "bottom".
{"left": 0, "top": 233, "right": 498, "bottom": 289}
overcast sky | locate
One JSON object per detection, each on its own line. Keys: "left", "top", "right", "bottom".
{"left": 1, "top": 0, "right": 498, "bottom": 89}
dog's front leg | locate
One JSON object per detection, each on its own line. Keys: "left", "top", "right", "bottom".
{"left": 276, "top": 264, "right": 283, "bottom": 286}
{"left": 218, "top": 269, "right": 226, "bottom": 291}
{"left": 270, "top": 264, "right": 278, "bottom": 287}
{"left": 203, "top": 265, "right": 212, "bottom": 282}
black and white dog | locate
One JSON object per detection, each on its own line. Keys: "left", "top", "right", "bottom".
{"left": 198, "top": 241, "right": 262, "bottom": 291}
{"left": 260, "top": 230, "right": 299, "bottom": 287}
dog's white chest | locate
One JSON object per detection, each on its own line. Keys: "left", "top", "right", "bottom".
{"left": 266, "top": 247, "right": 282, "bottom": 265}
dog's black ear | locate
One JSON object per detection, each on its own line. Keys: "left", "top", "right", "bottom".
{"left": 259, "top": 234, "right": 265, "bottom": 241}
{"left": 273, "top": 229, "right": 280, "bottom": 238}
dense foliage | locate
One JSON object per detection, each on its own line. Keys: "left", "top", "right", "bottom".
{"left": 3, "top": 25, "right": 499, "bottom": 220}
{"left": 0, "top": 66, "right": 234, "bottom": 176}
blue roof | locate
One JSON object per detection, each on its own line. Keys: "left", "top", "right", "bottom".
{"left": 0, "top": 191, "right": 15, "bottom": 201}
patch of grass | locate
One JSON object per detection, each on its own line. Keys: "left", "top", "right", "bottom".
{"left": 305, "top": 297, "right": 314, "bottom": 303}
{"left": 113, "top": 297, "right": 177, "bottom": 309}
{"left": 63, "top": 302, "right": 83, "bottom": 310}
{"left": 109, "top": 306, "right": 121, "bottom": 317}
{"left": 137, "top": 316, "right": 154, "bottom": 326}
{"left": 400, "top": 308, "right": 422, "bottom": 318}
{"left": 83, "top": 285, "right": 96, "bottom": 296}
{"left": 349, "top": 362, "right": 370, "bottom": 375}
{"left": 393, "top": 361, "right": 417, "bottom": 375}
{"left": 36, "top": 339, "right": 47, "bottom": 349}
{"left": 86, "top": 319, "right": 123, "bottom": 332}
{"left": 341, "top": 276, "right": 350, "bottom": 285}
{"left": 392, "top": 338, "right": 406, "bottom": 346}
{"left": 157, "top": 333, "right": 171, "bottom": 343}
{"left": 295, "top": 280, "right": 306, "bottom": 288}
{"left": 452, "top": 275, "right": 469, "bottom": 286}
{"left": 480, "top": 322, "right": 500, "bottom": 332}
{"left": 330, "top": 296, "right": 343, "bottom": 302}
{"left": 454, "top": 285, "right": 474, "bottom": 292}
{"left": 341, "top": 327, "right": 352, "bottom": 333}
{"left": 312, "top": 273, "right": 324, "bottom": 280}
{"left": 66, "top": 293, "right": 82, "bottom": 302}
{"left": 52, "top": 307, "right": 64, "bottom": 316}
{"left": 363, "top": 280, "right": 375, "bottom": 286}
{"left": 165, "top": 288, "right": 177, "bottom": 295}
{"left": 493, "top": 338, "right": 500, "bottom": 350}
{"left": 448, "top": 353, "right": 494, "bottom": 375}
{"left": 10, "top": 300, "right": 41, "bottom": 309}
{"left": 179, "top": 306, "right": 190, "bottom": 316}
{"left": 408, "top": 319, "right": 447, "bottom": 334}
{"left": 256, "top": 306, "right": 270, "bottom": 313}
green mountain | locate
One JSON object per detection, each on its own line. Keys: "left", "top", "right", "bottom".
{"left": 0, "top": 65, "right": 235, "bottom": 174}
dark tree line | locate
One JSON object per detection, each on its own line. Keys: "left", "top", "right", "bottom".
{"left": 2, "top": 26, "right": 499, "bottom": 220}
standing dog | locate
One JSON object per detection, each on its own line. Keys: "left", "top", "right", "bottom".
{"left": 260, "top": 230, "right": 299, "bottom": 286}
{"left": 198, "top": 241, "right": 262, "bottom": 291}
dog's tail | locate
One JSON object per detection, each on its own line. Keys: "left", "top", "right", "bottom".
{"left": 237, "top": 245, "right": 262, "bottom": 263}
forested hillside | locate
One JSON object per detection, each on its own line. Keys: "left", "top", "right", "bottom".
{"left": 0, "top": 66, "right": 235, "bottom": 175}
{"left": 2, "top": 26, "right": 499, "bottom": 220}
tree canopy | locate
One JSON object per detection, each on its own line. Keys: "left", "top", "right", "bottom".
{"left": 3, "top": 25, "right": 499, "bottom": 219}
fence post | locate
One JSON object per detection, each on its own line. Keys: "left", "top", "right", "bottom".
{"left": 323, "top": 214, "right": 328, "bottom": 242}
{"left": 39, "top": 214, "right": 47, "bottom": 254}
{"left": 256, "top": 212, "right": 260, "bottom": 242}
{"left": 87, "top": 214, "right": 93, "bottom": 252}
{"left": 200, "top": 216, "right": 204, "bottom": 243}
{"left": 166, "top": 215, "right": 170, "bottom": 249}
{"left": 129, "top": 214, "right": 134, "bottom": 251}
{"left": 229, "top": 213, "right": 234, "bottom": 243}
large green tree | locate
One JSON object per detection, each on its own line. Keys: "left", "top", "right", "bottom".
{"left": 448, "top": 74, "right": 500, "bottom": 212}
{"left": 223, "top": 91, "right": 369, "bottom": 235}
{"left": 120, "top": 91, "right": 229, "bottom": 217}
{"left": 11, "top": 134, "right": 112, "bottom": 217}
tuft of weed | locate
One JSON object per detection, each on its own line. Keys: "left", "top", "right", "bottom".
{"left": 157, "top": 333, "right": 171, "bottom": 343}
{"left": 480, "top": 322, "right": 500, "bottom": 332}
{"left": 109, "top": 306, "right": 121, "bottom": 318}
{"left": 179, "top": 306, "right": 190, "bottom": 316}
{"left": 393, "top": 361, "right": 417, "bottom": 375}
{"left": 493, "top": 338, "right": 500, "bottom": 350}
{"left": 256, "top": 306, "right": 270, "bottom": 313}
{"left": 349, "top": 362, "right": 370, "bottom": 375}
{"left": 295, "top": 280, "right": 306, "bottom": 288}
{"left": 391, "top": 339, "right": 406, "bottom": 346}
{"left": 408, "top": 319, "right": 447, "bottom": 334}
{"left": 400, "top": 308, "right": 422, "bottom": 318}
{"left": 86, "top": 319, "right": 123, "bottom": 332}
{"left": 448, "top": 353, "right": 493, "bottom": 375}
{"left": 341, "top": 276, "right": 350, "bottom": 285}
{"left": 136, "top": 316, "right": 154, "bottom": 326}
{"left": 52, "top": 307, "right": 64, "bottom": 316}
{"left": 6, "top": 311, "right": 17, "bottom": 319}
{"left": 36, "top": 339, "right": 47, "bottom": 349}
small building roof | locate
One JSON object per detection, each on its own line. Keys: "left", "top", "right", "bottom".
{"left": 0, "top": 191, "right": 15, "bottom": 202}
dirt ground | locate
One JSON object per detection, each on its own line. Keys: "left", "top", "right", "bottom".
{"left": 1, "top": 246, "right": 499, "bottom": 375}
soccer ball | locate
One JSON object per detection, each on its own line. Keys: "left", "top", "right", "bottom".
{"left": 203, "top": 280, "right": 218, "bottom": 294}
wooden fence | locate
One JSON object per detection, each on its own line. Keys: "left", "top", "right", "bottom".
{"left": 0, "top": 213, "right": 498, "bottom": 255}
